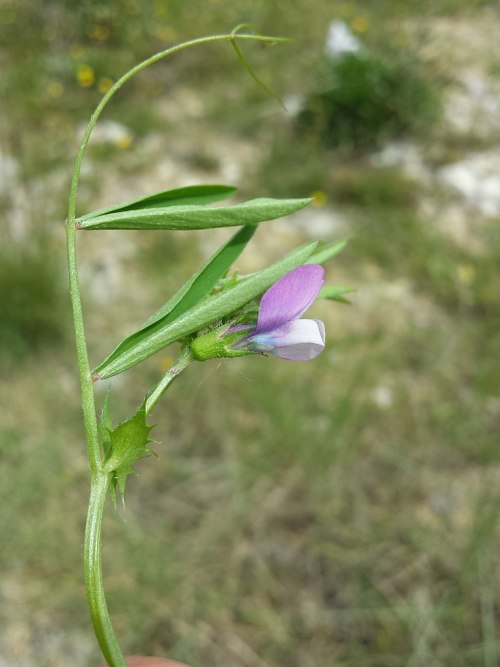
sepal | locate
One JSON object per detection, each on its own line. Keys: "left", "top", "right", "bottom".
{"left": 190, "top": 325, "right": 254, "bottom": 361}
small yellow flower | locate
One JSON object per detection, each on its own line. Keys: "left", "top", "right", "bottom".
{"left": 351, "top": 16, "right": 369, "bottom": 34}
{"left": 310, "top": 190, "right": 328, "bottom": 207}
{"left": 47, "top": 81, "right": 64, "bottom": 98}
{"left": 98, "top": 77, "right": 114, "bottom": 94}
{"left": 76, "top": 64, "right": 95, "bottom": 88}
{"left": 456, "top": 264, "right": 475, "bottom": 285}
{"left": 115, "top": 133, "right": 133, "bottom": 150}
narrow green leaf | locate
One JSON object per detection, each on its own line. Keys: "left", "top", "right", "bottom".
{"left": 307, "top": 238, "right": 350, "bottom": 265}
{"left": 143, "top": 225, "right": 256, "bottom": 328}
{"left": 79, "top": 184, "right": 236, "bottom": 221}
{"left": 77, "top": 198, "right": 312, "bottom": 231}
{"left": 319, "top": 285, "right": 356, "bottom": 304}
{"left": 94, "top": 241, "right": 318, "bottom": 379}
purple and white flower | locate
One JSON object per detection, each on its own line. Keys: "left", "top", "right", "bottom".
{"left": 231, "top": 264, "right": 326, "bottom": 361}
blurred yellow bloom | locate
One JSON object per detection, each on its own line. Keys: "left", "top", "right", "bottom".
{"left": 88, "top": 24, "right": 110, "bottom": 41}
{"left": 310, "top": 190, "right": 328, "bottom": 207}
{"left": 351, "top": 16, "right": 369, "bottom": 34}
{"left": 98, "top": 77, "right": 114, "bottom": 94}
{"left": 76, "top": 64, "right": 95, "bottom": 88}
{"left": 47, "top": 81, "right": 64, "bottom": 98}
{"left": 115, "top": 133, "right": 133, "bottom": 150}
{"left": 456, "top": 264, "right": 475, "bottom": 285}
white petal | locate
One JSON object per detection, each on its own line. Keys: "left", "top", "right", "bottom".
{"left": 269, "top": 319, "right": 326, "bottom": 361}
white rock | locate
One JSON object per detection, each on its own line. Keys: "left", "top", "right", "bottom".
{"left": 445, "top": 70, "right": 500, "bottom": 136}
{"left": 282, "top": 94, "right": 304, "bottom": 118}
{"left": 0, "top": 151, "right": 29, "bottom": 240}
{"left": 77, "top": 119, "right": 133, "bottom": 146}
{"left": 289, "top": 206, "right": 348, "bottom": 238}
{"left": 372, "top": 385, "right": 394, "bottom": 409}
{"left": 324, "top": 20, "right": 362, "bottom": 58}
{"left": 438, "top": 151, "right": 500, "bottom": 217}
{"left": 371, "top": 141, "right": 430, "bottom": 183}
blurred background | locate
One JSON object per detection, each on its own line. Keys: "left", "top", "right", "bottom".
{"left": 1, "top": 1, "right": 500, "bottom": 666}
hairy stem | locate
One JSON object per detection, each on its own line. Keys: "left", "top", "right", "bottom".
{"left": 66, "top": 218, "right": 102, "bottom": 474}
{"left": 85, "top": 473, "right": 126, "bottom": 667}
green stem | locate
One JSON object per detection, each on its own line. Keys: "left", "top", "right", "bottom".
{"left": 146, "top": 346, "right": 193, "bottom": 415}
{"left": 66, "top": 217, "right": 101, "bottom": 474}
{"left": 66, "top": 30, "right": 286, "bottom": 667}
{"left": 85, "top": 473, "right": 126, "bottom": 667}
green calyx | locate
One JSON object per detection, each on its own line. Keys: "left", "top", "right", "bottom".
{"left": 190, "top": 325, "right": 254, "bottom": 361}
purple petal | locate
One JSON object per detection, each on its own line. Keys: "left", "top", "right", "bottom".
{"left": 253, "top": 264, "right": 324, "bottom": 335}
{"left": 247, "top": 318, "right": 325, "bottom": 361}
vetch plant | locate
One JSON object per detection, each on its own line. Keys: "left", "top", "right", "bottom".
{"left": 65, "top": 28, "right": 351, "bottom": 667}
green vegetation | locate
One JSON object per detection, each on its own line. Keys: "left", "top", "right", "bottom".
{"left": 1, "top": 0, "right": 499, "bottom": 666}
{"left": 0, "top": 232, "right": 68, "bottom": 363}
{"left": 298, "top": 52, "right": 441, "bottom": 151}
